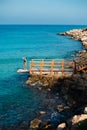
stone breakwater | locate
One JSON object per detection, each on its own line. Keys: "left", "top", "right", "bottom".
{"left": 58, "top": 28, "right": 87, "bottom": 51}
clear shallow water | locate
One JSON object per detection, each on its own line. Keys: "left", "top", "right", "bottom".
{"left": 0, "top": 25, "right": 86, "bottom": 125}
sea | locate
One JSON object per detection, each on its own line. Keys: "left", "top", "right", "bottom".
{"left": 0, "top": 25, "right": 86, "bottom": 127}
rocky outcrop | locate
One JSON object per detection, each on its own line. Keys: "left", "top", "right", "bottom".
{"left": 26, "top": 75, "right": 59, "bottom": 88}
{"left": 69, "top": 114, "right": 87, "bottom": 130}
{"left": 52, "top": 73, "right": 87, "bottom": 107}
{"left": 58, "top": 28, "right": 87, "bottom": 50}
{"left": 71, "top": 114, "right": 87, "bottom": 125}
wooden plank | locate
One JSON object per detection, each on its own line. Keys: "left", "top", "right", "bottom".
{"left": 78, "top": 66, "right": 87, "bottom": 71}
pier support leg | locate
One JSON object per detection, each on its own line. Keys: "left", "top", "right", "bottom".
{"left": 62, "top": 60, "right": 64, "bottom": 75}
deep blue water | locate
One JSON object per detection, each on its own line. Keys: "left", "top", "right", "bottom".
{"left": 0, "top": 25, "right": 86, "bottom": 126}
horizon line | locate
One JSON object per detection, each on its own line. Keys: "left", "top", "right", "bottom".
{"left": 0, "top": 24, "right": 87, "bottom": 26}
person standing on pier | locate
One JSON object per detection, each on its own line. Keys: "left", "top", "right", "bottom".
{"left": 23, "top": 57, "right": 27, "bottom": 70}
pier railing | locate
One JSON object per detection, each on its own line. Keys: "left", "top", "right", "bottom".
{"left": 29, "top": 59, "right": 73, "bottom": 76}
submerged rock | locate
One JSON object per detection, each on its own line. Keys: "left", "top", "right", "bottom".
{"left": 39, "top": 111, "right": 46, "bottom": 115}
{"left": 30, "top": 118, "right": 42, "bottom": 130}
{"left": 57, "top": 105, "right": 64, "bottom": 112}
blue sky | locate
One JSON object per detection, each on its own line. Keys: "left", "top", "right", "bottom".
{"left": 0, "top": 0, "right": 87, "bottom": 24}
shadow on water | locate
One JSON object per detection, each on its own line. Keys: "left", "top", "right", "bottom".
{"left": 0, "top": 73, "right": 41, "bottom": 125}
{"left": 0, "top": 73, "right": 73, "bottom": 129}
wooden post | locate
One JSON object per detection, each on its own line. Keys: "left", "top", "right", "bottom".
{"left": 73, "top": 60, "right": 76, "bottom": 73}
{"left": 40, "top": 60, "right": 44, "bottom": 78}
{"left": 62, "top": 60, "right": 64, "bottom": 74}
{"left": 50, "top": 60, "right": 54, "bottom": 76}
{"left": 30, "top": 59, "right": 34, "bottom": 75}
{"left": 30, "top": 62, "right": 32, "bottom": 75}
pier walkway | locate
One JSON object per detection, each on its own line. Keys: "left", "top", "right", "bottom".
{"left": 29, "top": 59, "right": 73, "bottom": 77}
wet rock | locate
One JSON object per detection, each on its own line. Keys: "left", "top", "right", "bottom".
{"left": 26, "top": 75, "right": 58, "bottom": 88}
{"left": 57, "top": 32, "right": 66, "bottom": 36}
{"left": 39, "top": 121, "right": 52, "bottom": 130}
{"left": 39, "top": 111, "right": 46, "bottom": 115}
{"left": 57, "top": 123, "right": 66, "bottom": 130}
{"left": 57, "top": 105, "right": 64, "bottom": 112}
{"left": 63, "top": 106, "right": 70, "bottom": 111}
{"left": 30, "top": 118, "right": 42, "bottom": 130}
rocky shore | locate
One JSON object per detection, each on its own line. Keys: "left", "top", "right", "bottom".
{"left": 6, "top": 73, "right": 86, "bottom": 130}
{"left": 58, "top": 28, "right": 87, "bottom": 51}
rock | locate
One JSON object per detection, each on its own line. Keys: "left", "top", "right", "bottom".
{"left": 58, "top": 32, "right": 66, "bottom": 36}
{"left": 39, "top": 111, "right": 46, "bottom": 115}
{"left": 84, "top": 107, "right": 87, "bottom": 114}
{"left": 47, "top": 88, "right": 51, "bottom": 91}
{"left": 70, "top": 114, "right": 87, "bottom": 130}
{"left": 30, "top": 118, "right": 42, "bottom": 130}
{"left": 82, "top": 28, "right": 87, "bottom": 32}
{"left": 71, "top": 114, "right": 87, "bottom": 125}
{"left": 81, "top": 36, "right": 87, "bottom": 41}
{"left": 39, "top": 121, "right": 52, "bottom": 129}
{"left": 57, "top": 123, "right": 66, "bottom": 130}
{"left": 57, "top": 105, "right": 64, "bottom": 112}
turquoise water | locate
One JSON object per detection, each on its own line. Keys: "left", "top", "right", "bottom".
{"left": 0, "top": 25, "right": 86, "bottom": 126}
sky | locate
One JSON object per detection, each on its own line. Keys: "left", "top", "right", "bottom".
{"left": 0, "top": 0, "right": 87, "bottom": 25}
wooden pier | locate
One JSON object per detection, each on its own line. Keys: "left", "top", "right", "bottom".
{"left": 17, "top": 54, "right": 87, "bottom": 76}
{"left": 29, "top": 59, "right": 73, "bottom": 77}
